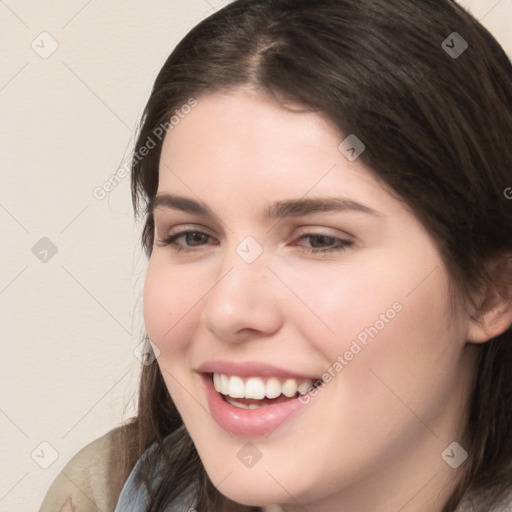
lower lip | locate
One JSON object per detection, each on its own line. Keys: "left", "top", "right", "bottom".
{"left": 202, "top": 374, "right": 312, "bottom": 437}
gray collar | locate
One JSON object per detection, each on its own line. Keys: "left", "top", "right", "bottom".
{"left": 114, "top": 436, "right": 196, "bottom": 512}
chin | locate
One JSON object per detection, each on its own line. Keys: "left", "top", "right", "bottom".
{"left": 214, "top": 480, "right": 284, "bottom": 508}
{"left": 199, "top": 455, "right": 310, "bottom": 508}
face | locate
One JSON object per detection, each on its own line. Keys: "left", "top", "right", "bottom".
{"left": 143, "top": 89, "right": 477, "bottom": 511}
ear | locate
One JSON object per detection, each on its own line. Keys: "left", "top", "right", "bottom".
{"left": 467, "top": 254, "right": 512, "bottom": 344}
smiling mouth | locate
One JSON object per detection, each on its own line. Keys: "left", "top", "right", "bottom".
{"left": 211, "top": 372, "right": 322, "bottom": 409}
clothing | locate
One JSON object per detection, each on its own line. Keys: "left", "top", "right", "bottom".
{"left": 38, "top": 427, "right": 125, "bottom": 512}
{"left": 39, "top": 427, "right": 512, "bottom": 512}
{"left": 113, "top": 435, "right": 196, "bottom": 512}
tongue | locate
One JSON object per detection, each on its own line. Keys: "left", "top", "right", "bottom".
{"left": 223, "top": 394, "right": 296, "bottom": 406}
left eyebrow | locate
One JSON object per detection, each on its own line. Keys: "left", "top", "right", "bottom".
{"left": 265, "top": 197, "right": 381, "bottom": 219}
{"left": 149, "top": 193, "right": 381, "bottom": 219}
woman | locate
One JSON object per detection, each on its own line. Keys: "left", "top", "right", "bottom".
{"left": 39, "top": 0, "right": 512, "bottom": 511}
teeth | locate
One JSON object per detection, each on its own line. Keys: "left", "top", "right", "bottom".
{"left": 213, "top": 373, "right": 314, "bottom": 400}
{"left": 226, "top": 398, "right": 265, "bottom": 409}
{"left": 213, "top": 373, "right": 220, "bottom": 391}
{"left": 229, "top": 376, "right": 245, "bottom": 398}
{"left": 282, "top": 378, "right": 298, "bottom": 398}
{"left": 220, "top": 374, "right": 230, "bottom": 395}
{"left": 297, "top": 380, "right": 311, "bottom": 395}
{"left": 245, "top": 377, "right": 266, "bottom": 399}
{"left": 265, "top": 377, "right": 281, "bottom": 399}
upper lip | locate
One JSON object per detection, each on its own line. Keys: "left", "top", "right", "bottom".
{"left": 197, "top": 360, "right": 321, "bottom": 380}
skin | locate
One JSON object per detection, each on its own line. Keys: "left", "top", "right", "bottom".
{"left": 143, "top": 88, "right": 503, "bottom": 512}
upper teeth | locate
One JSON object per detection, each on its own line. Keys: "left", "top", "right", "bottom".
{"left": 213, "top": 373, "right": 314, "bottom": 400}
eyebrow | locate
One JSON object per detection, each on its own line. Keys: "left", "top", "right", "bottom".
{"left": 150, "top": 193, "right": 381, "bottom": 219}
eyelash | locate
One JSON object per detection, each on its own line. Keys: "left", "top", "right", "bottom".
{"left": 156, "top": 230, "right": 353, "bottom": 254}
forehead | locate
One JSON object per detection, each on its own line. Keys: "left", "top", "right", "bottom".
{"left": 160, "top": 89, "right": 340, "bottom": 170}
{"left": 156, "top": 89, "right": 397, "bottom": 219}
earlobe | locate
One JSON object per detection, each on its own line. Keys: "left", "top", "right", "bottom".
{"left": 467, "top": 300, "right": 512, "bottom": 343}
{"left": 467, "top": 255, "right": 512, "bottom": 344}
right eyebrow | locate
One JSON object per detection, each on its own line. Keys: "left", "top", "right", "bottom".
{"left": 150, "top": 194, "right": 214, "bottom": 218}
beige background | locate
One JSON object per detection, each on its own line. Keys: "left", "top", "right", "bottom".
{"left": 0, "top": 1, "right": 510, "bottom": 510}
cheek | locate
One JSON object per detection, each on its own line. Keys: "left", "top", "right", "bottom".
{"left": 143, "top": 256, "right": 197, "bottom": 350}
{"left": 327, "top": 261, "right": 460, "bottom": 433}
{"left": 143, "top": 258, "right": 203, "bottom": 409}
{"left": 143, "top": 259, "right": 170, "bottom": 343}
{"left": 290, "top": 247, "right": 457, "bottom": 393}
{"left": 278, "top": 258, "right": 401, "bottom": 353}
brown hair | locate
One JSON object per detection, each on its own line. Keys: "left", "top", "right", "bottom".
{"left": 111, "top": 1, "right": 512, "bottom": 511}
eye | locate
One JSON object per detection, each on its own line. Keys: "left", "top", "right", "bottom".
{"left": 155, "top": 229, "right": 353, "bottom": 255}
{"left": 155, "top": 230, "right": 214, "bottom": 253}
{"left": 295, "top": 233, "right": 353, "bottom": 254}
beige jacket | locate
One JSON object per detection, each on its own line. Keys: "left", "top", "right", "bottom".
{"left": 38, "top": 428, "right": 125, "bottom": 512}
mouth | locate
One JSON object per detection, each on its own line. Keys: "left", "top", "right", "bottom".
{"left": 199, "top": 367, "right": 324, "bottom": 437}
{"left": 211, "top": 373, "right": 317, "bottom": 409}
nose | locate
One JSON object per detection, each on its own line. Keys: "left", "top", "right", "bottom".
{"left": 200, "top": 245, "right": 284, "bottom": 343}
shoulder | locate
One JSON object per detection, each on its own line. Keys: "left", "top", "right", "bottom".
{"left": 38, "top": 426, "right": 128, "bottom": 512}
